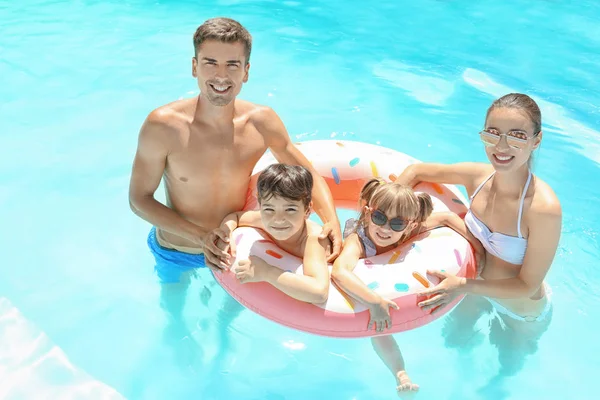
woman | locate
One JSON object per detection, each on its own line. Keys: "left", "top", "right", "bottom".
{"left": 396, "top": 93, "right": 561, "bottom": 372}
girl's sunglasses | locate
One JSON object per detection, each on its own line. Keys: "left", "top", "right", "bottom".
{"left": 479, "top": 129, "right": 540, "bottom": 150}
{"left": 370, "top": 210, "right": 409, "bottom": 232}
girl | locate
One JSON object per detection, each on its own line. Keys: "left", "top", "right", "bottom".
{"left": 331, "top": 179, "right": 480, "bottom": 397}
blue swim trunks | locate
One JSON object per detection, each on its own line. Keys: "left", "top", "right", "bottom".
{"left": 147, "top": 227, "right": 206, "bottom": 284}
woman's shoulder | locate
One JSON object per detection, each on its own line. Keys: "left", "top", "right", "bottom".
{"left": 444, "top": 161, "right": 494, "bottom": 180}
{"left": 470, "top": 163, "right": 495, "bottom": 180}
{"left": 463, "top": 162, "right": 494, "bottom": 177}
{"left": 531, "top": 176, "right": 562, "bottom": 219}
{"left": 446, "top": 162, "right": 494, "bottom": 193}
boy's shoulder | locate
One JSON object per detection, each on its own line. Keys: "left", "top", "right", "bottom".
{"left": 304, "top": 220, "right": 333, "bottom": 259}
{"left": 305, "top": 220, "right": 324, "bottom": 237}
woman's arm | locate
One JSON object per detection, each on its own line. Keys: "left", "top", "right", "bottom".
{"left": 395, "top": 162, "right": 484, "bottom": 189}
{"left": 419, "top": 201, "right": 562, "bottom": 310}
{"left": 462, "top": 203, "right": 562, "bottom": 298}
{"left": 422, "top": 212, "right": 455, "bottom": 231}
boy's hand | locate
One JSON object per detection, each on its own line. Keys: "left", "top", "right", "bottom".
{"left": 233, "top": 256, "right": 271, "bottom": 283}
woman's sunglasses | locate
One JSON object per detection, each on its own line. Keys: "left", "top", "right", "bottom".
{"left": 370, "top": 209, "right": 409, "bottom": 232}
{"left": 479, "top": 128, "right": 540, "bottom": 150}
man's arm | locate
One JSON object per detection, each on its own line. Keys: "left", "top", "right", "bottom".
{"left": 253, "top": 106, "right": 342, "bottom": 259}
{"left": 128, "top": 110, "right": 208, "bottom": 245}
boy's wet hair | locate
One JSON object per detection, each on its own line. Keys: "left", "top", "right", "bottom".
{"left": 257, "top": 164, "right": 313, "bottom": 208}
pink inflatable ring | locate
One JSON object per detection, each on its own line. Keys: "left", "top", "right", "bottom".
{"left": 214, "top": 140, "right": 477, "bottom": 338}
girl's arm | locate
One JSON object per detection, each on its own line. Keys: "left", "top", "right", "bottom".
{"left": 331, "top": 235, "right": 385, "bottom": 305}
{"left": 424, "top": 212, "right": 486, "bottom": 269}
{"left": 331, "top": 234, "right": 399, "bottom": 332}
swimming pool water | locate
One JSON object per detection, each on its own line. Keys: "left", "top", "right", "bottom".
{"left": 1, "top": 0, "right": 599, "bottom": 399}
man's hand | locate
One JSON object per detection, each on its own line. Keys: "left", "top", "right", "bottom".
{"left": 203, "top": 228, "right": 233, "bottom": 273}
{"left": 319, "top": 221, "right": 342, "bottom": 262}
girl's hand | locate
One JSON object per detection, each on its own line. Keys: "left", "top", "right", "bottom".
{"left": 367, "top": 297, "right": 400, "bottom": 333}
{"left": 417, "top": 270, "right": 466, "bottom": 313}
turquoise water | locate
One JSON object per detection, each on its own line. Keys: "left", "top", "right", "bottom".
{"left": 1, "top": 0, "right": 599, "bottom": 398}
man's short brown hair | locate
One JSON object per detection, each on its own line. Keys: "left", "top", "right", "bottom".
{"left": 257, "top": 164, "right": 313, "bottom": 209}
{"left": 193, "top": 17, "right": 252, "bottom": 64}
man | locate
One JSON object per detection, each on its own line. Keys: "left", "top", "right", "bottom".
{"left": 129, "top": 17, "right": 341, "bottom": 289}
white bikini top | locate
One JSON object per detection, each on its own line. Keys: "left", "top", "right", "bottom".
{"left": 464, "top": 171, "right": 532, "bottom": 265}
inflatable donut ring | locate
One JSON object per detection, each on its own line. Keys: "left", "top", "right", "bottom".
{"left": 213, "top": 140, "right": 477, "bottom": 338}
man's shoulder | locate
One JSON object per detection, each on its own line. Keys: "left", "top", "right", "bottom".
{"left": 142, "top": 98, "right": 196, "bottom": 138}
{"left": 150, "top": 97, "right": 196, "bottom": 122}
{"left": 234, "top": 99, "right": 278, "bottom": 124}
{"left": 237, "top": 101, "right": 287, "bottom": 142}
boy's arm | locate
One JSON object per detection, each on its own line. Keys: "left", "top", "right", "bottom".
{"left": 211, "top": 211, "right": 263, "bottom": 264}
{"left": 237, "top": 234, "right": 330, "bottom": 304}
{"left": 219, "top": 210, "right": 263, "bottom": 233}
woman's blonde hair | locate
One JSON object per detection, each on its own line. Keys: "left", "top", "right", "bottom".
{"left": 356, "top": 178, "right": 433, "bottom": 242}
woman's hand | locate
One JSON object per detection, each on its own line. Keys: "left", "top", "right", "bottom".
{"left": 417, "top": 270, "right": 466, "bottom": 314}
{"left": 367, "top": 297, "right": 400, "bottom": 333}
